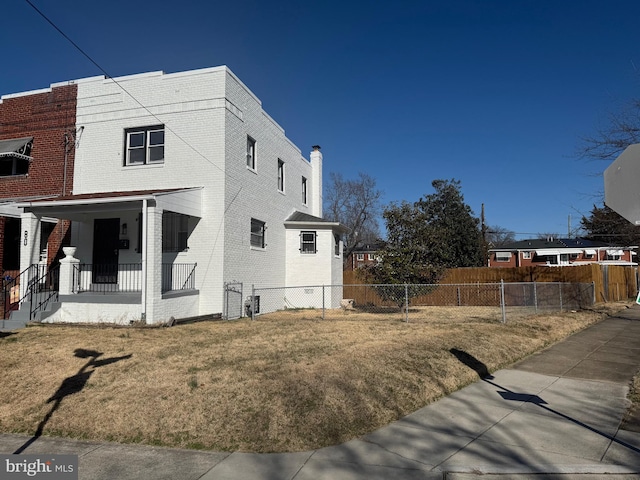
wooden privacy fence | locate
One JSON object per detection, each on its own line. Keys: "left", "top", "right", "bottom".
{"left": 344, "top": 264, "right": 638, "bottom": 304}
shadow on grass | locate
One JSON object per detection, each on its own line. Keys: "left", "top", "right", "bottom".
{"left": 449, "top": 348, "right": 494, "bottom": 379}
{"left": 14, "top": 348, "right": 132, "bottom": 454}
{"left": 450, "top": 348, "right": 640, "bottom": 456}
{"left": 0, "top": 331, "right": 16, "bottom": 339}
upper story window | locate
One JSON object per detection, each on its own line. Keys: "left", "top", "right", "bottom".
{"left": 251, "top": 218, "right": 266, "bottom": 248}
{"left": 334, "top": 234, "right": 341, "bottom": 256}
{"left": 0, "top": 136, "right": 33, "bottom": 177}
{"left": 162, "top": 211, "right": 189, "bottom": 252}
{"left": 277, "top": 159, "right": 285, "bottom": 192}
{"left": 301, "top": 231, "right": 317, "bottom": 254}
{"left": 125, "top": 125, "right": 164, "bottom": 166}
{"left": 247, "top": 136, "right": 256, "bottom": 170}
{"left": 302, "top": 176, "right": 308, "bottom": 204}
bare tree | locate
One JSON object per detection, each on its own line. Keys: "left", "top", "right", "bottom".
{"left": 578, "top": 98, "right": 640, "bottom": 162}
{"left": 486, "top": 225, "right": 516, "bottom": 247}
{"left": 324, "top": 172, "right": 382, "bottom": 263}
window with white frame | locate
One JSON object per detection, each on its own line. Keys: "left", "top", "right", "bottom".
{"left": 277, "top": 159, "right": 285, "bottom": 192}
{"left": 125, "top": 125, "right": 164, "bottom": 166}
{"left": 302, "top": 176, "right": 307, "bottom": 204}
{"left": 606, "top": 249, "right": 623, "bottom": 260}
{"left": 250, "top": 218, "right": 265, "bottom": 248}
{"left": 162, "top": 211, "right": 188, "bottom": 252}
{"left": 522, "top": 251, "right": 531, "bottom": 259}
{"left": 368, "top": 253, "right": 376, "bottom": 260}
{"left": 334, "top": 234, "right": 340, "bottom": 256}
{"left": 247, "top": 136, "right": 256, "bottom": 170}
{"left": 301, "top": 231, "right": 317, "bottom": 254}
{"left": 356, "top": 253, "right": 364, "bottom": 261}
{"left": 495, "top": 252, "right": 512, "bottom": 262}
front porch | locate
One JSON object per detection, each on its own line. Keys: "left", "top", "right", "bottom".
{"left": 2, "top": 259, "right": 198, "bottom": 327}
{"left": 12, "top": 187, "right": 203, "bottom": 325}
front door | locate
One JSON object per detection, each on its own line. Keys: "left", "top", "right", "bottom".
{"left": 92, "top": 218, "right": 119, "bottom": 284}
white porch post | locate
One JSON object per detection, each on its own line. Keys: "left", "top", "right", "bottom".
{"left": 141, "top": 199, "right": 148, "bottom": 322}
{"left": 145, "top": 205, "right": 163, "bottom": 324}
{"left": 19, "top": 212, "right": 41, "bottom": 274}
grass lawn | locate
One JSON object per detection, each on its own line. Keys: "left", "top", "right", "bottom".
{"left": 0, "top": 303, "right": 629, "bottom": 452}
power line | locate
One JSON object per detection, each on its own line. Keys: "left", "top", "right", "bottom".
{"left": 23, "top": 0, "right": 233, "bottom": 180}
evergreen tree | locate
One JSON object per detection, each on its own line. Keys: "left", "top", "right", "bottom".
{"left": 581, "top": 204, "right": 640, "bottom": 246}
{"left": 365, "top": 179, "right": 484, "bottom": 303}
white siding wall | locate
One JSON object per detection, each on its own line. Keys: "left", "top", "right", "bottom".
{"left": 75, "top": 68, "right": 229, "bottom": 318}
{"left": 284, "top": 228, "right": 343, "bottom": 308}
{"left": 285, "top": 228, "right": 333, "bottom": 285}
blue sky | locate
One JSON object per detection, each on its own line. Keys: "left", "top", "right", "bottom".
{"left": 2, "top": 0, "right": 640, "bottom": 239}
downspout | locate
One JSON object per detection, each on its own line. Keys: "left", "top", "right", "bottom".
{"left": 63, "top": 133, "right": 69, "bottom": 196}
{"left": 141, "top": 199, "right": 148, "bottom": 322}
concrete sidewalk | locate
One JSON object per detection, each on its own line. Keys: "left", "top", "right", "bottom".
{"left": 3, "top": 306, "right": 640, "bottom": 479}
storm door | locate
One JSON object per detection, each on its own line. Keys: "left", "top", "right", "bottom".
{"left": 92, "top": 218, "right": 119, "bottom": 284}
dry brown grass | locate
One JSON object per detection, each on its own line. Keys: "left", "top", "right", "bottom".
{"left": 0, "top": 303, "right": 629, "bottom": 452}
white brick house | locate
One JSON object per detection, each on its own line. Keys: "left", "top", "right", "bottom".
{"left": 14, "top": 66, "right": 346, "bottom": 325}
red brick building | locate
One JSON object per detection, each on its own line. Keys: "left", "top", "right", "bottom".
{"left": 344, "top": 243, "right": 383, "bottom": 271}
{"left": 0, "top": 83, "right": 77, "bottom": 276}
{"left": 488, "top": 237, "right": 637, "bottom": 267}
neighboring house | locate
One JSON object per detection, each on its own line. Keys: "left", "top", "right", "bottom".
{"left": 488, "top": 237, "right": 637, "bottom": 267}
{"left": 0, "top": 83, "right": 77, "bottom": 318}
{"left": 6, "top": 66, "right": 346, "bottom": 326}
{"left": 345, "top": 243, "right": 382, "bottom": 271}
{"left": 0, "top": 83, "right": 77, "bottom": 271}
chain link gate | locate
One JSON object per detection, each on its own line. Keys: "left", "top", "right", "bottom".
{"left": 223, "top": 282, "right": 243, "bottom": 320}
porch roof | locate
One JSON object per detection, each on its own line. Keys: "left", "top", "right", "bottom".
{"left": 0, "top": 195, "right": 56, "bottom": 218}
{"left": 15, "top": 187, "right": 202, "bottom": 219}
{"left": 284, "top": 211, "right": 349, "bottom": 233}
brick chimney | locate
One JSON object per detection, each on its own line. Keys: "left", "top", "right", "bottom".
{"left": 310, "top": 145, "right": 322, "bottom": 218}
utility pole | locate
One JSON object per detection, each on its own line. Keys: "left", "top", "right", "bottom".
{"left": 481, "top": 204, "right": 489, "bottom": 266}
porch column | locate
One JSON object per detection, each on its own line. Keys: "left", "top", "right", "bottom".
{"left": 145, "top": 205, "right": 163, "bottom": 324}
{"left": 19, "top": 212, "right": 41, "bottom": 274}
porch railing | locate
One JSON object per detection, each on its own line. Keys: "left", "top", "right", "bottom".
{"left": 29, "top": 264, "right": 60, "bottom": 320}
{"left": 162, "top": 263, "right": 197, "bottom": 293}
{"left": 2, "top": 264, "right": 60, "bottom": 320}
{"left": 71, "top": 263, "right": 197, "bottom": 294}
{"left": 73, "top": 263, "right": 142, "bottom": 293}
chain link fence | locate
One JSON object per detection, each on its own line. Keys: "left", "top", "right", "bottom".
{"left": 235, "top": 281, "right": 597, "bottom": 323}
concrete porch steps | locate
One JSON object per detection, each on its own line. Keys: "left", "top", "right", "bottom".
{"left": 0, "top": 299, "right": 60, "bottom": 331}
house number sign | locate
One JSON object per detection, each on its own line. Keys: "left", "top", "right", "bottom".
{"left": 23, "top": 231, "right": 28, "bottom": 246}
